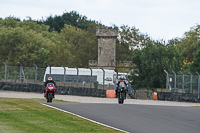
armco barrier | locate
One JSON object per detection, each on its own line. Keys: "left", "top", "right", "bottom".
{"left": 0, "top": 82, "right": 106, "bottom": 98}
{"left": 157, "top": 92, "right": 200, "bottom": 102}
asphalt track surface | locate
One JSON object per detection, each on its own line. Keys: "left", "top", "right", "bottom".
{"left": 44, "top": 103, "right": 200, "bottom": 133}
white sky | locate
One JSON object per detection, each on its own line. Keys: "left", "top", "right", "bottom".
{"left": 1, "top": 0, "right": 200, "bottom": 42}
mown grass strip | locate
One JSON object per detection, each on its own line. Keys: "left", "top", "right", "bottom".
{"left": 0, "top": 98, "right": 122, "bottom": 133}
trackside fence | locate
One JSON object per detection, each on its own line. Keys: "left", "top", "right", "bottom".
{"left": 162, "top": 70, "right": 200, "bottom": 102}
{"left": 0, "top": 63, "right": 119, "bottom": 98}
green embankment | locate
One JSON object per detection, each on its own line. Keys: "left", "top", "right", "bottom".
{"left": 0, "top": 98, "right": 121, "bottom": 133}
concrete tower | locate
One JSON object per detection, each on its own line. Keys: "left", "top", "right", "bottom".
{"left": 96, "top": 27, "right": 118, "bottom": 69}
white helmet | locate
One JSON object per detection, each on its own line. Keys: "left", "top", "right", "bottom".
{"left": 48, "top": 77, "right": 52, "bottom": 81}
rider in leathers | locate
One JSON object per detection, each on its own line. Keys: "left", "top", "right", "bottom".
{"left": 43, "top": 77, "right": 56, "bottom": 97}
{"left": 115, "top": 75, "right": 128, "bottom": 98}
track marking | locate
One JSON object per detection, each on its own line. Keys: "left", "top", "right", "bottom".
{"left": 41, "top": 103, "right": 129, "bottom": 133}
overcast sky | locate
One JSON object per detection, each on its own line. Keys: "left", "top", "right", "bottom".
{"left": 1, "top": 0, "right": 200, "bottom": 42}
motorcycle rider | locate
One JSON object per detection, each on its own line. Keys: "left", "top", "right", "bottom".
{"left": 115, "top": 75, "right": 128, "bottom": 98}
{"left": 43, "top": 77, "right": 56, "bottom": 97}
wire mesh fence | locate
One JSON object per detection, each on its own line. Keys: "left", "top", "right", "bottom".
{"left": 0, "top": 64, "right": 116, "bottom": 90}
{"left": 165, "top": 70, "right": 200, "bottom": 98}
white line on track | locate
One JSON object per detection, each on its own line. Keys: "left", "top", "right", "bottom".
{"left": 40, "top": 103, "right": 129, "bottom": 133}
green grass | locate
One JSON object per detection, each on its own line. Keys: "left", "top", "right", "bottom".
{"left": 0, "top": 98, "right": 122, "bottom": 133}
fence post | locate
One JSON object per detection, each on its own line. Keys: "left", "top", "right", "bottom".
{"left": 89, "top": 67, "right": 92, "bottom": 89}
{"left": 114, "top": 68, "right": 118, "bottom": 79}
{"left": 3, "top": 62, "right": 7, "bottom": 85}
{"left": 47, "top": 64, "right": 51, "bottom": 74}
{"left": 164, "top": 70, "right": 169, "bottom": 92}
{"left": 196, "top": 72, "right": 200, "bottom": 99}
{"left": 18, "top": 62, "right": 22, "bottom": 83}
{"left": 114, "top": 68, "right": 118, "bottom": 89}
{"left": 172, "top": 71, "right": 176, "bottom": 92}
{"left": 63, "top": 66, "right": 66, "bottom": 87}
{"left": 188, "top": 72, "right": 193, "bottom": 94}
{"left": 75, "top": 66, "right": 79, "bottom": 88}
{"left": 101, "top": 68, "right": 105, "bottom": 90}
{"left": 180, "top": 71, "right": 184, "bottom": 93}
{"left": 34, "top": 64, "right": 38, "bottom": 84}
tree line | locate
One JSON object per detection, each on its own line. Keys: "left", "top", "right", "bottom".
{"left": 0, "top": 11, "right": 200, "bottom": 90}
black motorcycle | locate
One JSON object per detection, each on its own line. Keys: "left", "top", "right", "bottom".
{"left": 117, "top": 85, "right": 127, "bottom": 104}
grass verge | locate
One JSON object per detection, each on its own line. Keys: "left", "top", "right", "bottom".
{"left": 0, "top": 97, "right": 121, "bottom": 133}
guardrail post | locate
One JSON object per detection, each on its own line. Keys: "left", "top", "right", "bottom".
{"left": 172, "top": 71, "right": 176, "bottom": 92}
{"left": 180, "top": 71, "right": 184, "bottom": 93}
{"left": 164, "top": 70, "right": 169, "bottom": 92}
{"left": 188, "top": 72, "right": 193, "bottom": 93}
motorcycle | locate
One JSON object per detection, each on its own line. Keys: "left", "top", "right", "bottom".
{"left": 117, "top": 82, "right": 127, "bottom": 104}
{"left": 45, "top": 83, "right": 56, "bottom": 103}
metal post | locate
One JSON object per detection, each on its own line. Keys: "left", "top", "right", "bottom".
{"left": 114, "top": 68, "right": 118, "bottom": 78}
{"left": 188, "top": 72, "right": 193, "bottom": 94}
{"left": 180, "top": 71, "right": 184, "bottom": 93}
{"left": 164, "top": 70, "right": 169, "bottom": 92}
{"left": 101, "top": 68, "right": 105, "bottom": 90}
{"left": 63, "top": 66, "right": 66, "bottom": 87}
{"left": 47, "top": 64, "right": 51, "bottom": 74}
{"left": 18, "top": 62, "right": 22, "bottom": 83}
{"left": 114, "top": 68, "right": 118, "bottom": 89}
{"left": 3, "top": 62, "right": 7, "bottom": 84}
{"left": 196, "top": 72, "right": 200, "bottom": 99}
{"left": 75, "top": 66, "right": 79, "bottom": 88}
{"left": 34, "top": 64, "right": 38, "bottom": 84}
{"left": 172, "top": 71, "right": 176, "bottom": 92}
{"left": 89, "top": 67, "right": 92, "bottom": 89}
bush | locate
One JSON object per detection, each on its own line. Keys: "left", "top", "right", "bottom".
{"left": 93, "top": 81, "right": 99, "bottom": 89}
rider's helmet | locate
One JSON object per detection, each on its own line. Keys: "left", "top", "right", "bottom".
{"left": 120, "top": 75, "right": 125, "bottom": 81}
{"left": 48, "top": 77, "right": 52, "bottom": 81}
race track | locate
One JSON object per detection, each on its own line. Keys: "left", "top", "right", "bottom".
{"left": 44, "top": 103, "right": 200, "bottom": 133}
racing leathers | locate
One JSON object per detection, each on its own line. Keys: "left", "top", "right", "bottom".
{"left": 115, "top": 80, "right": 128, "bottom": 98}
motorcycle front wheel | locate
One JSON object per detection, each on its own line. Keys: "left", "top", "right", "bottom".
{"left": 121, "top": 93, "right": 124, "bottom": 104}
{"left": 118, "top": 92, "right": 124, "bottom": 104}
{"left": 47, "top": 94, "right": 53, "bottom": 103}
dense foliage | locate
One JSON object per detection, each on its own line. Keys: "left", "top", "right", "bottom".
{"left": 38, "top": 11, "right": 102, "bottom": 32}
{"left": 0, "top": 11, "right": 200, "bottom": 90}
{"left": 0, "top": 15, "right": 99, "bottom": 68}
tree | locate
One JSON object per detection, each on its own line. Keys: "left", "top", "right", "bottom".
{"left": 118, "top": 25, "right": 151, "bottom": 50}
{"left": 130, "top": 41, "right": 182, "bottom": 90}
{"left": 188, "top": 42, "right": 200, "bottom": 72}
{"left": 47, "top": 30, "right": 73, "bottom": 67}
{"left": 0, "top": 18, "right": 54, "bottom": 67}
{"left": 176, "top": 25, "right": 200, "bottom": 62}
{"left": 40, "top": 11, "right": 101, "bottom": 32}
{"left": 60, "top": 24, "right": 97, "bottom": 67}
{"left": 0, "top": 27, "right": 52, "bottom": 66}
{"left": 116, "top": 40, "right": 132, "bottom": 62}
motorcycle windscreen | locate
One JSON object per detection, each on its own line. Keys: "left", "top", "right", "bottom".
{"left": 119, "top": 82, "right": 125, "bottom": 87}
